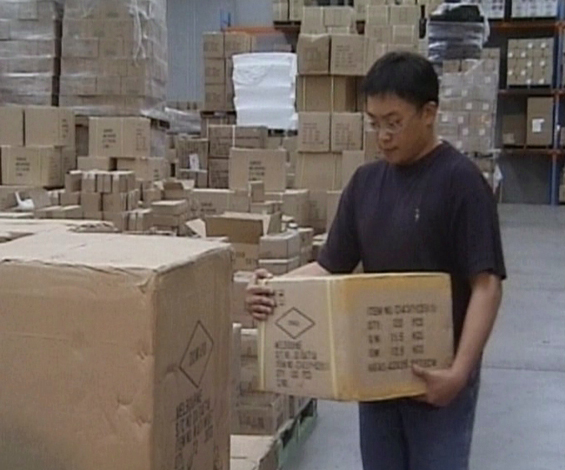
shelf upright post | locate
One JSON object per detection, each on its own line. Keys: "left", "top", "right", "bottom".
{"left": 550, "top": 0, "right": 564, "bottom": 204}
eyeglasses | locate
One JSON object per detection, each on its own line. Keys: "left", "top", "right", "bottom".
{"left": 367, "top": 111, "right": 419, "bottom": 137}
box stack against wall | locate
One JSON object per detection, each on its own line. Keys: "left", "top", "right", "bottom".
{"left": 202, "top": 32, "right": 254, "bottom": 112}
{"left": 289, "top": 0, "right": 318, "bottom": 22}
{"left": 0, "top": 106, "right": 76, "bottom": 188}
{"left": 296, "top": 6, "right": 379, "bottom": 232}
{"left": 60, "top": 0, "right": 167, "bottom": 117}
{"left": 437, "top": 56, "right": 499, "bottom": 155}
{"left": 0, "top": 0, "right": 62, "bottom": 106}
{"left": 507, "top": 38, "right": 553, "bottom": 87}
{"left": 512, "top": 0, "right": 557, "bottom": 18}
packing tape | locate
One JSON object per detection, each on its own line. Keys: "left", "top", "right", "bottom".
{"left": 326, "top": 278, "right": 339, "bottom": 398}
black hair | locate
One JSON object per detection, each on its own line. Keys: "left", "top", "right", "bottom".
{"left": 362, "top": 51, "right": 439, "bottom": 108}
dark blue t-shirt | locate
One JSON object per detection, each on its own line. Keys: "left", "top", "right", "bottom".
{"left": 318, "top": 142, "right": 506, "bottom": 346}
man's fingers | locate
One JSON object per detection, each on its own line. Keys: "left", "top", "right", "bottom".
{"left": 412, "top": 364, "right": 432, "bottom": 381}
{"left": 247, "top": 285, "right": 274, "bottom": 297}
{"left": 251, "top": 312, "right": 269, "bottom": 321}
{"left": 254, "top": 269, "right": 273, "bottom": 280}
{"left": 247, "top": 295, "right": 275, "bottom": 308}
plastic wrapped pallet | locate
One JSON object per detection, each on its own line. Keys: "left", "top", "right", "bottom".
{"left": 60, "top": 0, "right": 168, "bottom": 117}
{"left": 427, "top": 2, "right": 489, "bottom": 63}
{"left": 233, "top": 53, "right": 298, "bottom": 131}
{"left": 0, "top": 0, "right": 63, "bottom": 106}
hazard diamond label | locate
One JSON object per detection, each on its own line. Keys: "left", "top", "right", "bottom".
{"left": 180, "top": 321, "right": 214, "bottom": 388}
{"left": 275, "top": 308, "right": 315, "bottom": 340}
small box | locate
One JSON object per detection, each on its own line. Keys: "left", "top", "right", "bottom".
{"left": 25, "top": 107, "right": 75, "bottom": 147}
{"left": 229, "top": 149, "right": 287, "bottom": 193}
{"left": 204, "top": 59, "right": 226, "bottom": 85}
{"left": 80, "top": 191, "right": 102, "bottom": 212}
{"left": 331, "top": 113, "right": 364, "bottom": 152}
{"left": 89, "top": 117, "right": 150, "bottom": 158}
{"left": 301, "top": 7, "right": 325, "bottom": 35}
{"left": 526, "top": 97, "right": 553, "bottom": 146}
{"left": 297, "top": 34, "right": 331, "bottom": 75}
{"left": 330, "top": 34, "right": 366, "bottom": 76}
{"left": 1, "top": 146, "right": 62, "bottom": 187}
{"left": 65, "top": 171, "right": 83, "bottom": 193}
{"left": 203, "top": 32, "right": 225, "bottom": 59}
{"left": 0, "top": 106, "right": 24, "bottom": 146}
{"left": 259, "top": 231, "right": 301, "bottom": 259}
{"left": 258, "top": 257, "right": 301, "bottom": 276}
{"left": 298, "top": 113, "right": 331, "bottom": 153}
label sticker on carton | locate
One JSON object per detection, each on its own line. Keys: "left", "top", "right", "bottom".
{"left": 532, "top": 118, "right": 544, "bottom": 133}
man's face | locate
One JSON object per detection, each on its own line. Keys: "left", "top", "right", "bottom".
{"left": 366, "top": 94, "right": 438, "bottom": 166}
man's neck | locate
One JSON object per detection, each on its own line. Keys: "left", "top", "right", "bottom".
{"left": 406, "top": 135, "right": 441, "bottom": 166}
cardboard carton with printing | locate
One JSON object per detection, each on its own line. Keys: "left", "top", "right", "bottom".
{"left": 298, "top": 113, "right": 331, "bottom": 153}
{"left": 229, "top": 148, "right": 287, "bottom": 193}
{"left": 297, "top": 34, "right": 331, "bottom": 75}
{"left": 331, "top": 113, "right": 364, "bottom": 152}
{"left": 89, "top": 117, "right": 150, "bottom": 158}
{"left": 0, "top": 228, "right": 232, "bottom": 470}
{"left": 330, "top": 35, "right": 366, "bottom": 76}
{"left": 258, "top": 273, "right": 454, "bottom": 401}
{"left": 0, "top": 106, "right": 24, "bottom": 146}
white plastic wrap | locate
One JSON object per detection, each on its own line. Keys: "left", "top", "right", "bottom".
{"left": 428, "top": 2, "right": 489, "bottom": 63}
{"left": 233, "top": 53, "right": 298, "bottom": 131}
{"left": 0, "top": 0, "right": 63, "bottom": 106}
{"left": 59, "top": 0, "right": 168, "bottom": 116}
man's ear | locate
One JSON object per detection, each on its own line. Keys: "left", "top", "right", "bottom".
{"left": 423, "top": 102, "right": 439, "bottom": 126}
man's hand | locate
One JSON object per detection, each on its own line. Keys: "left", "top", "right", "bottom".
{"left": 412, "top": 365, "right": 468, "bottom": 408}
{"left": 245, "top": 269, "right": 275, "bottom": 322}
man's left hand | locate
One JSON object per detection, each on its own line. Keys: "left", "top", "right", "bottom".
{"left": 412, "top": 365, "right": 468, "bottom": 408}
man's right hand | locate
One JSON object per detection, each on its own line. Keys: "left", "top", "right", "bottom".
{"left": 245, "top": 269, "right": 275, "bottom": 322}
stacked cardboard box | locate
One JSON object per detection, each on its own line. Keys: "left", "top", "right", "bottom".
{"left": 203, "top": 32, "right": 254, "bottom": 112}
{"left": 507, "top": 38, "right": 553, "bottom": 87}
{"left": 474, "top": 0, "right": 505, "bottom": 19}
{"left": 0, "top": 226, "right": 232, "bottom": 470}
{"left": 79, "top": 116, "right": 167, "bottom": 182}
{"left": 301, "top": 6, "right": 357, "bottom": 34}
{"left": 365, "top": 4, "right": 421, "bottom": 59}
{"left": 526, "top": 97, "right": 554, "bottom": 146}
{"left": 60, "top": 0, "right": 167, "bottom": 116}
{"left": 512, "top": 0, "right": 557, "bottom": 18}
{"left": 438, "top": 59, "right": 499, "bottom": 154}
{"left": 170, "top": 134, "right": 209, "bottom": 187}
{"left": 289, "top": 0, "right": 318, "bottom": 22}
{"left": 259, "top": 230, "right": 301, "bottom": 275}
{"left": 0, "top": 106, "right": 76, "bottom": 188}
{"left": 0, "top": 0, "right": 61, "bottom": 106}
{"left": 273, "top": 0, "right": 290, "bottom": 22}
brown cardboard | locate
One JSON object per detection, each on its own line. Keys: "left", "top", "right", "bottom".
{"left": 324, "top": 6, "right": 356, "bottom": 27}
{"left": 259, "top": 231, "right": 301, "bottom": 259}
{"left": 501, "top": 111, "right": 527, "bottom": 146}
{"left": 526, "top": 97, "right": 553, "bottom": 146}
{"left": 209, "top": 125, "right": 268, "bottom": 159}
{"left": 0, "top": 106, "right": 24, "bottom": 146}
{"left": 80, "top": 192, "right": 102, "bottom": 212}
{"left": 389, "top": 5, "right": 420, "bottom": 25}
{"left": 298, "top": 113, "right": 331, "bottom": 152}
{"left": 234, "top": 393, "right": 286, "bottom": 435}
{"left": 342, "top": 150, "right": 366, "bottom": 187}
{"left": 366, "top": 5, "right": 390, "bottom": 25}
{"left": 331, "top": 113, "right": 363, "bottom": 152}
{"left": 192, "top": 189, "right": 233, "bottom": 217}
{"left": 241, "top": 357, "right": 260, "bottom": 392}
{"left": 241, "top": 328, "right": 259, "bottom": 357}
{"left": 233, "top": 271, "right": 256, "bottom": 328}
{"left": 204, "top": 59, "right": 226, "bottom": 85}
{"left": 229, "top": 149, "right": 287, "bottom": 192}
{"left": 326, "top": 190, "right": 342, "bottom": 231}
{"left": 117, "top": 157, "right": 165, "bottom": 182}
{"left": 224, "top": 32, "right": 253, "bottom": 58}
{"left": 230, "top": 435, "right": 278, "bottom": 470}
{"left": 258, "top": 257, "right": 301, "bottom": 276}
{"left": 152, "top": 200, "right": 189, "bottom": 216}
{"left": 1, "top": 146, "right": 62, "bottom": 187}
{"left": 258, "top": 273, "right": 453, "bottom": 401}
{"left": 330, "top": 35, "right": 366, "bottom": 76}
{"left": 365, "top": 39, "right": 388, "bottom": 74}
{"left": 232, "top": 323, "right": 242, "bottom": 413}
{"left": 296, "top": 152, "right": 342, "bottom": 191}
{"left": 364, "top": 25, "right": 392, "bottom": 43}
{"left": 296, "top": 76, "right": 357, "bottom": 113}
{"left": 297, "top": 34, "right": 331, "bottom": 75}
{"left": 301, "top": 7, "right": 325, "bottom": 34}
{"left": 203, "top": 32, "right": 225, "bottom": 59}
{"left": 89, "top": 117, "right": 150, "bottom": 158}
{"left": 204, "top": 84, "right": 227, "bottom": 112}
{"left": 0, "top": 229, "right": 232, "bottom": 470}
{"left": 282, "top": 189, "right": 310, "bottom": 226}
{"left": 78, "top": 156, "right": 116, "bottom": 171}
{"left": 392, "top": 25, "right": 418, "bottom": 45}
{"left": 209, "top": 158, "right": 229, "bottom": 189}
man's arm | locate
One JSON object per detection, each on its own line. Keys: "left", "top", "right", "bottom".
{"left": 452, "top": 272, "right": 503, "bottom": 379}
{"left": 413, "top": 271, "right": 503, "bottom": 407}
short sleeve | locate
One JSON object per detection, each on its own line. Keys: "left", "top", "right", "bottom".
{"left": 317, "top": 172, "right": 361, "bottom": 274}
{"left": 449, "top": 162, "right": 507, "bottom": 281}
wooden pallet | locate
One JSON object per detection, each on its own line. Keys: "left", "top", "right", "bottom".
{"left": 276, "top": 399, "right": 318, "bottom": 469}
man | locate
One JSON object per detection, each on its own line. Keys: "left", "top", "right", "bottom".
{"left": 246, "top": 51, "right": 506, "bottom": 470}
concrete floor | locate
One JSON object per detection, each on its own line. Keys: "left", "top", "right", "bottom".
{"left": 290, "top": 205, "right": 565, "bottom": 470}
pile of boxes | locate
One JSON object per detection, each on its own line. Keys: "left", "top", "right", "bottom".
{"left": 300, "top": 6, "right": 357, "bottom": 34}
{"left": 438, "top": 56, "right": 499, "bottom": 155}
{"left": 60, "top": 0, "right": 168, "bottom": 116}
{"left": 78, "top": 116, "right": 167, "bottom": 181}
{"left": 203, "top": 32, "right": 255, "bottom": 112}
{"left": 365, "top": 4, "right": 421, "bottom": 54}
{"left": 0, "top": 0, "right": 61, "bottom": 106}
{"left": 288, "top": 0, "right": 318, "bottom": 22}
{"left": 507, "top": 38, "right": 554, "bottom": 87}
{"left": 469, "top": 0, "right": 505, "bottom": 18}
{"left": 512, "top": 0, "right": 558, "bottom": 18}
{"left": 0, "top": 106, "right": 75, "bottom": 188}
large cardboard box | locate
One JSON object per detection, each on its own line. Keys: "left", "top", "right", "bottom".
{"left": 209, "top": 125, "right": 268, "bottom": 159}
{"left": 203, "top": 32, "right": 225, "bottom": 59}
{"left": 296, "top": 152, "right": 343, "bottom": 191}
{"left": 259, "top": 231, "right": 301, "bottom": 259}
{"left": 204, "top": 84, "right": 227, "bottom": 112}
{"left": 1, "top": 146, "right": 63, "bottom": 187}
{"left": 230, "top": 435, "right": 278, "bottom": 470}
{"left": 258, "top": 273, "right": 454, "bottom": 401}
{"left": 0, "top": 106, "right": 24, "bottom": 146}
{"left": 501, "top": 111, "right": 527, "bottom": 146}
{"left": 283, "top": 189, "right": 310, "bottom": 226}
{"left": 229, "top": 149, "right": 287, "bottom": 192}
{"left": 301, "top": 7, "right": 325, "bottom": 34}
{"left": 0, "top": 229, "right": 232, "bottom": 470}
{"left": 297, "top": 35, "right": 331, "bottom": 75}
{"left": 342, "top": 150, "right": 366, "bottom": 187}
{"left": 330, "top": 35, "right": 366, "bottom": 76}
{"left": 25, "top": 107, "right": 75, "bottom": 147}
{"left": 89, "top": 117, "right": 150, "bottom": 158}
{"left": 206, "top": 212, "right": 282, "bottom": 271}
{"left": 297, "top": 76, "right": 357, "bottom": 112}
{"left": 331, "top": 113, "right": 363, "bottom": 152}
{"left": 526, "top": 97, "right": 553, "bottom": 146}
{"left": 298, "top": 112, "right": 331, "bottom": 153}
{"left": 204, "top": 59, "right": 226, "bottom": 85}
